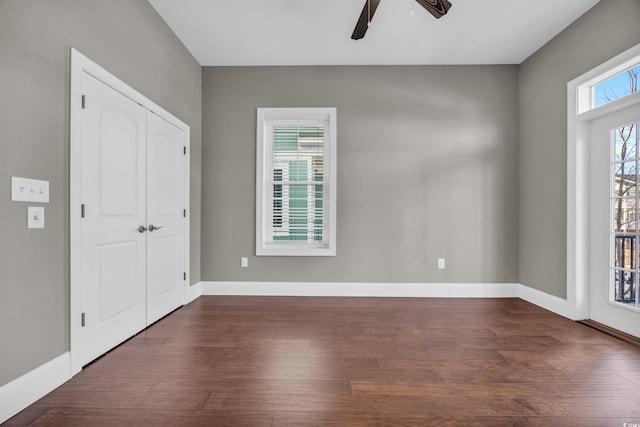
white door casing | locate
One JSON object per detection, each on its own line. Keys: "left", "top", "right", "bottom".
{"left": 589, "top": 103, "right": 640, "bottom": 337}
{"left": 70, "top": 49, "right": 190, "bottom": 374}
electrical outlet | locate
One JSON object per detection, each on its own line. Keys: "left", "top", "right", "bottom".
{"left": 28, "top": 206, "right": 45, "bottom": 229}
{"left": 240, "top": 257, "right": 248, "bottom": 268}
{"left": 437, "top": 258, "right": 445, "bottom": 269}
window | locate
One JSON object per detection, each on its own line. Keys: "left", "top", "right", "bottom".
{"left": 576, "top": 55, "right": 640, "bottom": 115}
{"left": 256, "top": 108, "right": 337, "bottom": 256}
{"left": 594, "top": 64, "right": 639, "bottom": 108}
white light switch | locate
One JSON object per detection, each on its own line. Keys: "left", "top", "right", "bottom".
{"left": 28, "top": 206, "right": 45, "bottom": 229}
{"left": 12, "top": 176, "right": 49, "bottom": 203}
{"left": 240, "top": 257, "right": 249, "bottom": 268}
{"left": 437, "top": 258, "right": 446, "bottom": 269}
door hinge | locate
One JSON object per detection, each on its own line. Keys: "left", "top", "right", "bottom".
{"left": 81, "top": 95, "right": 86, "bottom": 109}
{"left": 183, "top": 272, "right": 187, "bottom": 281}
{"left": 81, "top": 312, "right": 86, "bottom": 327}
{"left": 183, "top": 209, "right": 187, "bottom": 218}
{"left": 183, "top": 146, "right": 187, "bottom": 155}
{"left": 81, "top": 204, "right": 85, "bottom": 218}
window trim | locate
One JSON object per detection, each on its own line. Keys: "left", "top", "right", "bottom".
{"left": 576, "top": 53, "right": 640, "bottom": 116}
{"left": 256, "top": 107, "right": 337, "bottom": 256}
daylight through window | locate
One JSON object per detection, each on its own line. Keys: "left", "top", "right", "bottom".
{"left": 593, "top": 64, "right": 639, "bottom": 109}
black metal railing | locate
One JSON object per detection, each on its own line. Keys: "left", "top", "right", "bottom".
{"left": 614, "top": 233, "right": 637, "bottom": 304}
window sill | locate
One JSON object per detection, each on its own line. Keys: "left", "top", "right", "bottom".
{"left": 256, "top": 244, "right": 336, "bottom": 257}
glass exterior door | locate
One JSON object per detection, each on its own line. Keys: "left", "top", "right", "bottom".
{"left": 590, "top": 103, "right": 640, "bottom": 337}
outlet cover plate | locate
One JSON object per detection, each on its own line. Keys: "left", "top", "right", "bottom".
{"left": 28, "top": 206, "right": 45, "bottom": 229}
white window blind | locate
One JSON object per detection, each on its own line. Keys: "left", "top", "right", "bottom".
{"left": 256, "top": 108, "right": 336, "bottom": 256}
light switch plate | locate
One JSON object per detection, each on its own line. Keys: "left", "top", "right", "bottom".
{"left": 11, "top": 176, "right": 49, "bottom": 203}
{"left": 28, "top": 206, "right": 45, "bottom": 229}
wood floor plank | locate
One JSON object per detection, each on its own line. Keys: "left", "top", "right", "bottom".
{"left": 2, "top": 408, "right": 50, "bottom": 427}
{"left": 273, "top": 413, "right": 636, "bottom": 427}
{"left": 351, "top": 381, "right": 561, "bottom": 400}
{"left": 52, "top": 375, "right": 160, "bottom": 393}
{"left": 551, "top": 383, "right": 640, "bottom": 399}
{"left": 5, "top": 296, "right": 640, "bottom": 426}
{"left": 32, "top": 390, "right": 211, "bottom": 410}
{"left": 528, "top": 397, "right": 640, "bottom": 418}
{"left": 30, "top": 408, "right": 274, "bottom": 427}
{"left": 150, "top": 378, "right": 353, "bottom": 396}
{"left": 205, "top": 392, "right": 428, "bottom": 415}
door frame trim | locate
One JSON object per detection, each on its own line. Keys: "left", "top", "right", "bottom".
{"left": 69, "top": 48, "right": 190, "bottom": 375}
{"left": 567, "top": 42, "right": 640, "bottom": 323}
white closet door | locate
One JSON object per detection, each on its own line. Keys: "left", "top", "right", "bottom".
{"left": 80, "top": 73, "right": 147, "bottom": 365}
{"left": 146, "top": 112, "right": 186, "bottom": 324}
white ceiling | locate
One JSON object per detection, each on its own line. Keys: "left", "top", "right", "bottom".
{"left": 148, "top": 0, "right": 600, "bottom": 66}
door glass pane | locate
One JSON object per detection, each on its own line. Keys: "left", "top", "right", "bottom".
{"left": 614, "top": 123, "right": 637, "bottom": 162}
{"left": 614, "top": 234, "right": 636, "bottom": 270}
{"left": 614, "top": 269, "right": 637, "bottom": 305}
{"left": 613, "top": 197, "right": 636, "bottom": 233}
{"left": 611, "top": 121, "right": 640, "bottom": 309}
{"left": 613, "top": 162, "right": 637, "bottom": 198}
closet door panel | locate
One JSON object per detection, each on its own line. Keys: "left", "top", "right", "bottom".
{"left": 146, "top": 112, "right": 186, "bottom": 324}
{"left": 80, "top": 72, "right": 147, "bottom": 366}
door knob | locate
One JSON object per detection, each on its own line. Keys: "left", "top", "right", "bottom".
{"left": 149, "top": 224, "right": 163, "bottom": 232}
{"left": 137, "top": 225, "right": 147, "bottom": 233}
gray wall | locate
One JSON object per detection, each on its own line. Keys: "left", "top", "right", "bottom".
{"left": 0, "top": 0, "right": 201, "bottom": 386}
{"left": 519, "top": 0, "right": 640, "bottom": 298}
{"left": 202, "top": 65, "right": 519, "bottom": 284}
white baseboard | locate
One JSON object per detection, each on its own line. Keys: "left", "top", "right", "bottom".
{"left": 185, "top": 281, "right": 202, "bottom": 304}
{"left": 201, "top": 281, "right": 574, "bottom": 318}
{"left": 518, "top": 284, "right": 572, "bottom": 319}
{"left": 0, "top": 352, "right": 71, "bottom": 424}
{"left": 201, "top": 281, "right": 520, "bottom": 298}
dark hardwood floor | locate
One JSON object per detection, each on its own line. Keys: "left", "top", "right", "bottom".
{"left": 5, "top": 296, "right": 640, "bottom": 426}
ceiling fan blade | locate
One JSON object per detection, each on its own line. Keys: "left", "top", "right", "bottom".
{"left": 351, "top": 0, "right": 382, "bottom": 40}
{"left": 414, "top": 0, "right": 452, "bottom": 19}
